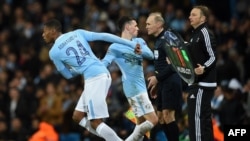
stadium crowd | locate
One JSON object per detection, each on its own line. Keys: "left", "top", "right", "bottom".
{"left": 0, "top": 0, "right": 249, "bottom": 141}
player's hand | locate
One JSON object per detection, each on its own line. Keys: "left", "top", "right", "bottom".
{"left": 147, "top": 76, "right": 158, "bottom": 98}
{"left": 149, "top": 84, "right": 158, "bottom": 99}
{"left": 134, "top": 44, "right": 141, "bottom": 54}
{"left": 194, "top": 64, "right": 205, "bottom": 75}
{"left": 147, "top": 76, "right": 158, "bottom": 88}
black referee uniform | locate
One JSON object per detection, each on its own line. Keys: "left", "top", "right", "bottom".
{"left": 187, "top": 23, "right": 217, "bottom": 141}
{"left": 151, "top": 29, "right": 183, "bottom": 141}
{"left": 153, "top": 30, "right": 183, "bottom": 113}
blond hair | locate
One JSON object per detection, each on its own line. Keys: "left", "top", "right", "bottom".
{"left": 193, "top": 5, "right": 210, "bottom": 21}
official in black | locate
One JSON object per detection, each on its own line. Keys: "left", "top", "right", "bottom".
{"left": 187, "top": 5, "right": 217, "bottom": 141}
{"left": 146, "top": 12, "right": 183, "bottom": 141}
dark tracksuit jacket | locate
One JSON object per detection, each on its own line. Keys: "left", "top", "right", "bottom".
{"left": 187, "top": 23, "right": 217, "bottom": 141}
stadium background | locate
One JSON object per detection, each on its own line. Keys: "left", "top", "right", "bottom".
{"left": 0, "top": 0, "right": 249, "bottom": 141}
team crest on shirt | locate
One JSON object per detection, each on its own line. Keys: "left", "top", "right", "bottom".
{"left": 122, "top": 53, "right": 142, "bottom": 65}
{"left": 196, "top": 37, "right": 200, "bottom": 42}
{"left": 154, "top": 50, "right": 159, "bottom": 59}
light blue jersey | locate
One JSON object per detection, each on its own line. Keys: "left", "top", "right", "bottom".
{"left": 49, "top": 29, "right": 137, "bottom": 80}
{"left": 102, "top": 38, "right": 154, "bottom": 97}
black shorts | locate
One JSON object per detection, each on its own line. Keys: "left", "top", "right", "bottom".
{"left": 156, "top": 73, "right": 182, "bottom": 112}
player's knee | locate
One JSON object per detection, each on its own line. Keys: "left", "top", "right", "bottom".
{"left": 151, "top": 116, "right": 159, "bottom": 125}
{"left": 158, "top": 117, "right": 164, "bottom": 124}
{"left": 163, "top": 110, "right": 175, "bottom": 123}
{"left": 149, "top": 113, "right": 159, "bottom": 125}
{"left": 163, "top": 115, "right": 174, "bottom": 123}
{"left": 90, "top": 119, "right": 102, "bottom": 129}
{"left": 157, "top": 113, "right": 164, "bottom": 124}
{"left": 72, "top": 110, "right": 85, "bottom": 123}
{"left": 137, "top": 116, "right": 145, "bottom": 124}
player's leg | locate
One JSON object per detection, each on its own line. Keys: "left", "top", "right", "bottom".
{"left": 161, "top": 76, "right": 182, "bottom": 141}
{"left": 125, "top": 93, "right": 158, "bottom": 141}
{"left": 85, "top": 73, "right": 123, "bottom": 141}
{"left": 72, "top": 91, "right": 99, "bottom": 136}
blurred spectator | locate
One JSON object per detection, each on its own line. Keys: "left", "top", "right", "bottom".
{"left": 7, "top": 117, "right": 29, "bottom": 141}
{"left": 29, "top": 121, "right": 59, "bottom": 141}
{"left": 242, "top": 79, "right": 250, "bottom": 122}
{"left": 107, "top": 0, "right": 121, "bottom": 21}
{"left": 36, "top": 82, "right": 64, "bottom": 132}
{"left": 178, "top": 114, "right": 189, "bottom": 141}
{"left": 163, "top": 2, "right": 176, "bottom": 25}
{"left": 211, "top": 86, "right": 224, "bottom": 125}
{"left": 216, "top": 44, "right": 241, "bottom": 84}
{"left": 0, "top": 118, "right": 8, "bottom": 140}
{"left": 5, "top": 87, "right": 31, "bottom": 128}
{"left": 33, "top": 63, "right": 60, "bottom": 89}
{"left": 170, "top": 9, "right": 187, "bottom": 35}
{"left": 217, "top": 78, "right": 247, "bottom": 131}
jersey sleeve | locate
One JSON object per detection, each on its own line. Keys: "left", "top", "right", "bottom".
{"left": 49, "top": 50, "right": 76, "bottom": 79}
{"left": 77, "top": 29, "right": 137, "bottom": 49}
{"left": 102, "top": 44, "right": 116, "bottom": 67}
{"left": 201, "top": 29, "right": 216, "bottom": 69}
{"left": 137, "top": 38, "right": 154, "bottom": 60}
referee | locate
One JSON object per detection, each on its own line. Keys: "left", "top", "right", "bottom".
{"left": 146, "top": 12, "right": 183, "bottom": 141}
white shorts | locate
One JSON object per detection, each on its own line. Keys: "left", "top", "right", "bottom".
{"left": 75, "top": 73, "right": 111, "bottom": 120}
{"left": 127, "top": 92, "right": 155, "bottom": 117}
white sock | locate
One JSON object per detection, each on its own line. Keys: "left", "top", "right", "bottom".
{"left": 125, "top": 120, "right": 154, "bottom": 141}
{"left": 135, "top": 125, "right": 145, "bottom": 141}
{"left": 96, "top": 122, "right": 123, "bottom": 141}
{"left": 79, "top": 118, "right": 99, "bottom": 136}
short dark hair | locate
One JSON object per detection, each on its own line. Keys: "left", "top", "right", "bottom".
{"left": 44, "top": 19, "right": 62, "bottom": 32}
{"left": 117, "top": 16, "right": 136, "bottom": 32}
